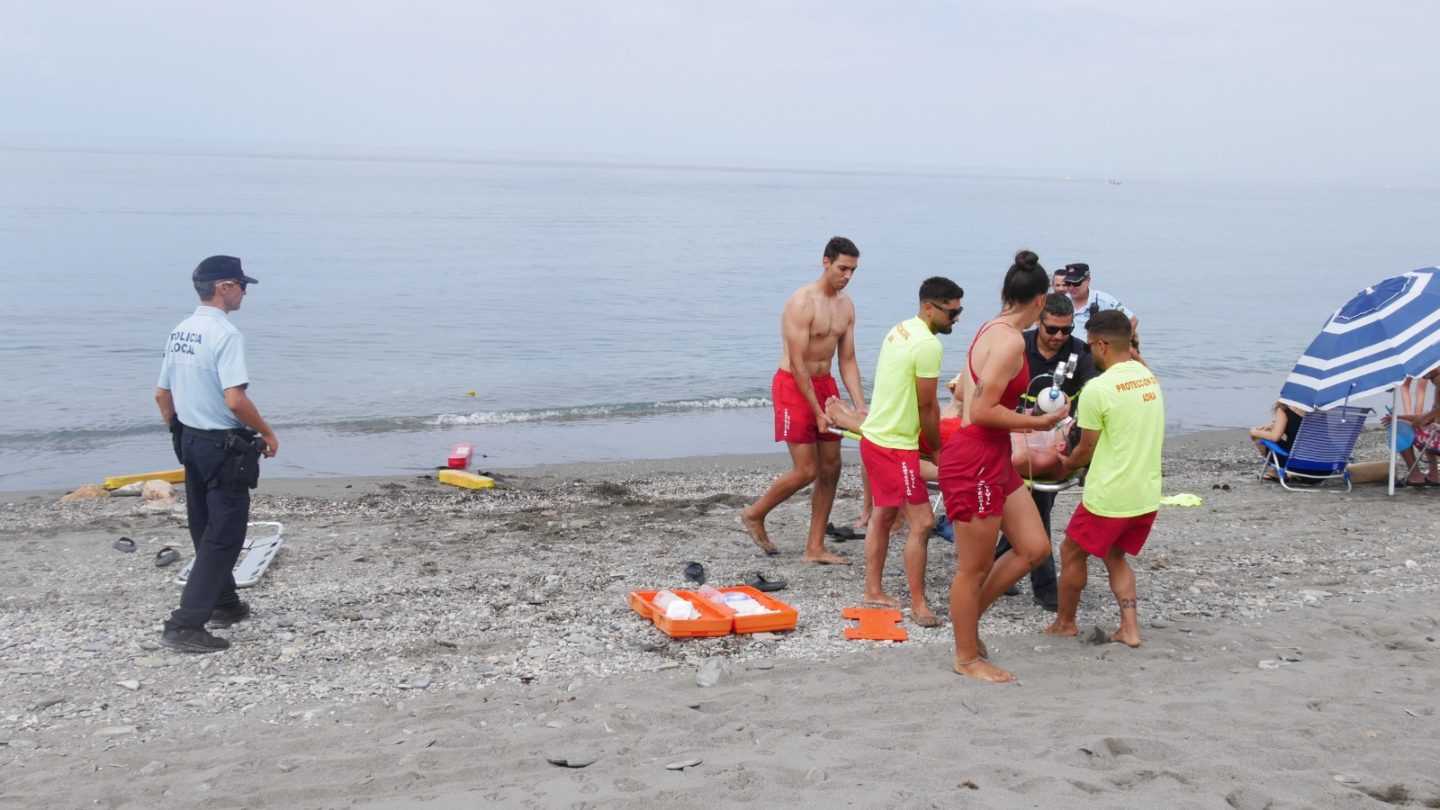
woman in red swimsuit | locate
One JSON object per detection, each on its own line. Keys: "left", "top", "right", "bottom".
{"left": 939, "top": 250, "right": 1070, "bottom": 683}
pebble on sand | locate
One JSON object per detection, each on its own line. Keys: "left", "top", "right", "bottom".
{"left": 93, "top": 726, "right": 137, "bottom": 737}
{"left": 696, "top": 658, "right": 727, "bottom": 688}
{"left": 665, "top": 758, "right": 702, "bottom": 771}
{"left": 546, "top": 755, "right": 598, "bottom": 768}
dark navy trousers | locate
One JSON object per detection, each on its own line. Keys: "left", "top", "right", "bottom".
{"left": 165, "top": 431, "right": 249, "bottom": 631}
{"left": 995, "top": 488, "right": 1058, "bottom": 597}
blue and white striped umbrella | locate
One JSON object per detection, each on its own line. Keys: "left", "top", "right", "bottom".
{"left": 1279, "top": 266, "right": 1440, "bottom": 412}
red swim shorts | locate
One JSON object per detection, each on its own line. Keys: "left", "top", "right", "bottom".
{"left": 937, "top": 429, "right": 1024, "bottom": 523}
{"left": 860, "top": 438, "right": 929, "bottom": 507}
{"left": 1065, "top": 503, "right": 1157, "bottom": 557}
{"left": 772, "top": 370, "right": 841, "bottom": 444}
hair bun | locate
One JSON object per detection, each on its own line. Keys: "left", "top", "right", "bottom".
{"left": 1014, "top": 249, "right": 1040, "bottom": 270}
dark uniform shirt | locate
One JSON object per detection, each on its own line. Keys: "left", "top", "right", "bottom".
{"left": 1022, "top": 328, "right": 1096, "bottom": 401}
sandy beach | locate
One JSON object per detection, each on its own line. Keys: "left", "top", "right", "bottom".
{"left": 2, "top": 428, "right": 1438, "bottom": 809}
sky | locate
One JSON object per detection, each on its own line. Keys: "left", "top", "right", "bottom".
{"left": 2, "top": 0, "right": 1437, "bottom": 183}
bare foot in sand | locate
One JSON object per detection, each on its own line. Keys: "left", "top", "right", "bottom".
{"left": 954, "top": 655, "right": 1015, "bottom": 683}
{"left": 1109, "top": 628, "right": 1142, "bottom": 647}
{"left": 803, "top": 549, "right": 851, "bottom": 565}
{"left": 911, "top": 600, "right": 940, "bottom": 627}
{"left": 863, "top": 592, "right": 901, "bottom": 609}
{"left": 1044, "top": 619, "right": 1078, "bottom": 637}
{"left": 740, "top": 511, "right": 779, "bottom": 556}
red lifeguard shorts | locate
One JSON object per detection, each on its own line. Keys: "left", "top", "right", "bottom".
{"left": 1066, "top": 503, "right": 1157, "bottom": 557}
{"left": 937, "top": 429, "right": 1024, "bottom": 523}
{"left": 772, "top": 370, "right": 841, "bottom": 444}
{"left": 860, "top": 438, "right": 928, "bottom": 507}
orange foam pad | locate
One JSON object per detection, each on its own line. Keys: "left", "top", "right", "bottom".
{"left": 842, "top": 607, "right": 908, "bottom": 641}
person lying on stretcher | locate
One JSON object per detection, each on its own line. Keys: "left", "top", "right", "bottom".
{"left": 824, "top": 372, "right": 1071, "bottom": 483}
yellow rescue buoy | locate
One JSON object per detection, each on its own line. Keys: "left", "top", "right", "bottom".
{"left": 438, "top": 469, "right": 495, "bottom": 490}
{"left": 104, "top": 468, "right": 186, "bottom": 490}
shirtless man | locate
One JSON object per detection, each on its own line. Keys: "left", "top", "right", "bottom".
{"left": 742, "top": 237, "right": 865, "bottom": 565}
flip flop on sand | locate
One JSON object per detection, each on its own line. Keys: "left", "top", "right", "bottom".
{"left": 154, "top": 547, "right": 181, "bottom": 568}
{"left": 825, "top": 523, "right": 860, "bottom": 542}
{"left": 112, "top": 537, "right": 136, "bottom": 553}
{"left": 683, "top": 562, "right": 706, "bottom": 585}
{"left": 746, "top": 573, "right": 787, "bottom": 592}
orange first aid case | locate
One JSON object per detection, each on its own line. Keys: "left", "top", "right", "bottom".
{"left": 629, "top": 590, "right": 732, "bottom": 638}
{"left": 709, "top": 586, "right": 798, "bottom": 634}
{"left": 629, "top": 587, "right": 797, "bottom": 637}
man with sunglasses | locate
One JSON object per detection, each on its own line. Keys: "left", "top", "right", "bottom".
{"left": 154, "top": 256, "right": 279, "bottom": 653}
{"left": 994, "top": 293, "right": 1096, "bottom": 611}
{"left": 858, "top": 276, "right": 963, "bottom": 627}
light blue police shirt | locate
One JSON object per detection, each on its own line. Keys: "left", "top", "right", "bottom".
{"left": 1072, "top": 289, "right": 1134, "bottom": 333}
{"left": 156, "top": 306, "right": 249, "bottom": 430}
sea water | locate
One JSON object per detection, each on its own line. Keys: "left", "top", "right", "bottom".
{"left": 1, "top": 140, "right": 1436, "bottom": 490}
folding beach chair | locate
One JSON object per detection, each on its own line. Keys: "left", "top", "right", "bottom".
{"left": 1258, "top": 405, "right": 1371, "bottom": 492}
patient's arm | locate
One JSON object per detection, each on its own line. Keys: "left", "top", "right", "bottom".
{"left": 1010, "top": 428, "right": 1068, "bottom": 480}
{"left": 1060, "top": 428, "right": 1099, "bottom": 475}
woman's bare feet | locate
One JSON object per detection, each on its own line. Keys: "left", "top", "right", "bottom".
{"left": 1109, "top": 627, "right": 1142, "bottom": 647}
{"left": 1044, "top": 619, "right": 1078, "bottom": 636}
{"left": 954, "top": 655, "right": 1015, "bottom": 683}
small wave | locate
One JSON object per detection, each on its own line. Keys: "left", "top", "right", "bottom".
{"left": 0, "top": 397, "right": 775, "bottom": 444}
{"left": 426, "top": 397, "right": 770, "bottom": 427}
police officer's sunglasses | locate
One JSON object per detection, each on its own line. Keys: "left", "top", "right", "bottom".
{"left": 1042, "top": 324, "right": 1074, "bottom": 336}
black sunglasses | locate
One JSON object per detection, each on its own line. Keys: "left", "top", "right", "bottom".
{"left": 929, "top": 301, "right": 963, "bottom": 319}
{"left": 1042, "top": 324, "right": 1074, "bottom": 336}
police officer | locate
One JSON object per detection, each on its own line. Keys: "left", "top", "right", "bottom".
{"left": 154, "top": 256, "right": 278, "bottom": 652}
{"left": 1055, "top": 262, "right": 1139, "bottom": 336}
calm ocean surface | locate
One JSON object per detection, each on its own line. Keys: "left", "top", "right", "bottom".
{"left": 1, "top": 141, "right": 1436, "bottom": 490}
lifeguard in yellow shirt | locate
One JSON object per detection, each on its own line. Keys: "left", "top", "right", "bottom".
{"left": 1046, "top": 310, "right": 1165, "bottom": 647}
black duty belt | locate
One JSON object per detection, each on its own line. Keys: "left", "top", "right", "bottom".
{"left": 182, "top": 425, "right": 246, "bottom": 441}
